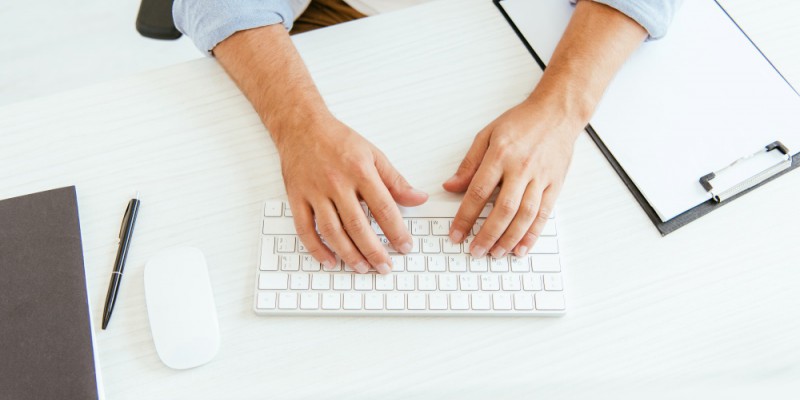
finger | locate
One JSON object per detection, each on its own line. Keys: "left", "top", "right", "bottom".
{"left": 359, "top": 168, "right": 414, "bottom": 256}
{"left": 442, "top": 128, "right": 490, "bottom": 193}
{"left": 491, "top": 181, "right": 544, "bottom": 257}
{"left": 374, "top": 150, "right": 428, "bottom": 207}
{"left": 335, "top": 193, "right": 392, "bottom": 275}
{"left": 313, "top": 200, "right": 370, "bottom": 274}
{"left": 513, "top": 185, "right": 560, "bottom": 256}
{"left": 448, "top": 160, "right": 502, "bottom": 245}
{"left": 290, "top": 199, "right": 336, "bottom": 270}
{"left": 471, "top": 176, "right": 528, "bottom": 258}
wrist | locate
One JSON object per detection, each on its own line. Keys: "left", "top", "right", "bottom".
{"left": 520, "top": 88, "right": 589, "bottom": 142}
{"left": 264, "top": 102, "right": 335, "bottom": 150}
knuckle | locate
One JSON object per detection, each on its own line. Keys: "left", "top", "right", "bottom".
{"left": 467, "top": 184, "right": 491, "bottom": 202}
{"left": 342, "top": 215, "right": 367, "bottom": 234}
{"left": 317, "top": 220, "right": 341, "bottom": 239}
{"left": 536, "top": 207, "right": 552, "bottom": 222}
{"left": 369, "top": 201, "right": 395, "bottom": 222}
{"left": 496, "top": 198, "right": 519, "bottom": 216}
{"left": 479, "top": 229, "right": 501, "bottom": 243}
{"left": 519, "top": 202, "right": 537, "bottom": 220}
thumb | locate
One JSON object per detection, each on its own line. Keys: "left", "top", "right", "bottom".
{"left": 374, "top": 151, "right": 428, "bottom": 207}
{"left": 443, "top": 129, "right": 490, "bottom": 193}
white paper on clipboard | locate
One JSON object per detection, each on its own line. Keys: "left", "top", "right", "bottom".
{"left": 499, "top": 0, "right": 800, "bottom": 222}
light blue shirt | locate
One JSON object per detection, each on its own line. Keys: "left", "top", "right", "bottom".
{"left": 174, "top": 0, "right": 682, "bottom": 54}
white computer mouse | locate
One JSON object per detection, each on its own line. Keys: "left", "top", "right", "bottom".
{"left": 144, "top": 246, "right": 220, "bottom": 369}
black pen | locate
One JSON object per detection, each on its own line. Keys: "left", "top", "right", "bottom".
{"left": 102, "top": 193, "right": 140, "bottom": 330}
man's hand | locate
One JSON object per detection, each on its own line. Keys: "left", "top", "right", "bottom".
{"left": 444, "top": 98, "right": 580, "bottom": 257}
{"left": 444, "top": 0, "right": 648, "bottom": 257}
{"left": 278, "top": 116, "right": 427, "bottom": 274}
{"left": 215, "top": 25, "right": 427, "bottom": 274}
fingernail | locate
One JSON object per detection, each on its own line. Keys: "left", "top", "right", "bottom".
{"left": 323, "top": 260, "right": 336, "bottom": 270}
{"left": 375, "top": 263, "right": 391, "bottom": 275}
{"left": 491, "top": 246, "right": 506, "bottom": 258}
{"left": 355, "top": 262, "right": 369, "bottom": 274}
{"left": 450, "top": 230, "right": 464, "bottom": 243}
{"left": 398, "top": 241, "right": 413, "bottom": 254}
{"left": 471, "top": 245, "right": 487, "bottom": 258}
{"left": 516, "top": 246, "right": 528, "bottom": 257}
{"left": 412, "top": 188, "right": 428, "bottom": 197}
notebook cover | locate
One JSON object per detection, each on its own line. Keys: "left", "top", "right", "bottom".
{"left": 0, "top": 186, "right": 100, "bottom": 399}
{"left": 493, "top": 0, "right": 800, "bottom": 235}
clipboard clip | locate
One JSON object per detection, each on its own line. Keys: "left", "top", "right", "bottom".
{"left": 699, "top": 141, "right": 792, "bottom": 203}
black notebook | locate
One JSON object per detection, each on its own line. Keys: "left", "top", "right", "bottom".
{"left": 0, "top": 186, "right": 101, "bottom": 400}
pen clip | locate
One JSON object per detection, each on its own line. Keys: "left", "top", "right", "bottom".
{"left": 119, "top": 201, "right": 133, "bottom": 240}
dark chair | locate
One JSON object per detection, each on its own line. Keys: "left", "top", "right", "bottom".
{"left": 136, "top": 0, "right": 182, "bottom": 39}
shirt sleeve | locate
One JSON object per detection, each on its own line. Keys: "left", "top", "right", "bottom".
{"left": 173, "top": 0, "right": 296, "bottom": 55}
{"left": 571, "top": 0, "right": 683, "bottom": 40}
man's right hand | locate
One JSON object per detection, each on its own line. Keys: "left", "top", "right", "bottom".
{"left": 277, "top": 115, "right": 428, "bottom": 274}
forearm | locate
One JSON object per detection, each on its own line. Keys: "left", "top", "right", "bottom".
{"left": 213, "top": 24, "right": 329, "bottom": 149}
{"left": 528, "top": 0, "right": 648, "bottom": 134}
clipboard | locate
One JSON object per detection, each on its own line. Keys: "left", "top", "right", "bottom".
{"left": 493, "top": 0, "right": 800, "bottom": 235}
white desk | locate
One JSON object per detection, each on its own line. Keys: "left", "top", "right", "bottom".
{"left": 2, "top": 0, "right": 800, "bottom": 398}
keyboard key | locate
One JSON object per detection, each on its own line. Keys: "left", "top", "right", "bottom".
{"left": 354, "top": 274, "right": 373, "bottom": 290}
{"left": 280, "top": 255, "right": 300, "bottom": 271}
{"left": 418, "top": 275, "right": 437, "bottom": 291}
{"left": 429, "top": 293, "right": 448, "bottom": 310}
{"left": 427, "top": 255, "right": 446, "bottom": 272}
{"left": 490, "top": 257, "right": 509, "bottom": 272}
{"left": 301, "top": 255, "right": 321, "bottom": 272}
{"left": 256, "top": 292, "right": 277, "bottom": 309}
{"left": 259, "top": 273, "right": 288, "bottom": 290}
{"left": 378, "top": 236, "right": 399, "bottom": 254}
{"left": 264, "top": 201, "right": 283, "bottom": 217}
{"left": 297, "top": 239, "right": 308, "bottom": 253}
{"left": 375, "top": 274, "right": 394, "bottom": 290}
{"left": 543, "top": 274, "right": 563, "bottom": 291}
{"left": 411, "top": 220, "right": 430, "bottom": 235}
{"left": 492, "top": 293, "right": 512, "bottom": 310}
{"left": 260, "top": 237, "right": 278, "bottom": 271}
{"left": 480, "top": 275, "right": 500, "bottom": 291}
{"left": 541, "top": 220, "right": 556, "bottom": 236}
{"left": 447, "top": 255, "right": 468, "bottom": 272}
{"left": 422, "top": 237, "right": 440, "bottom": 253}
{"left": 283, "top": 203, "right": 293, "bottom": 217}
{"left": 396, "top": 275, "right": 415, "bottom": 291}
{"left": 513, "top": 293, "right": 534, "bottom": 310}
{"left": 343, "top": 293, "right": 362, "bottom": 310}
{"left": 276, "top": 235, "right": 296, "bottom": 253}
{"left": 501, "top": 275, "right": 521, "bottom": 291}
{"left": 442, "top": 237, "right": 461, "bottom": 254}
{"left": 450, "top": 293, "right": 469, "bottom": 310}
{"left": 535, "top": 292, "right": 565, "bottom": 310}
{"left": 389, "top": 255, "right": 405, "bottom": 272}
{"left": 469, "top": 257, "right": 488, "bottom": 272}
{"left": 300, "top": 292, "right": 319, "bottom": 309}
{"left": 278, "top": 292, "right": 298, "bottom": 309}
{"left": 333, "top": 274, "right": 352, "bottom": 290}
{"left": 471, "top": 293, "right": 491, "bottom": 310}
{"left": 439, "top": 274, "right": 458, "bottom": 291}
{"left": 459, "top": 275, "right": 479, "bottom": 291}
{"left": 364, "top": 293, "right": 384, "bottom": 310}
{"left": 510, "top": 256, "right": 529, "bottom": 272}
{"left": 531, "top": 237, "right": 559, "bottom": 254}
{"left": 262, "top": 218, "right": 297, "bottom": 235}
{"left": 311, "top": 273, "right": 331, "bottom": 290}
{"left": 322, "top": 292, "right": 341, "bottom": 310}
{"left": 522, "top": 275, "right": 543, "bottom": 291}
{"left": 531, "top": 254, "right": 561, "bottom": 272}
{"left": 472, "top": 219, "right": 486, "bottom": 235}
{"left": 409, "top": 238, "right": 420, "bottom": 253}
{"left": 407, "top": 255, "right": 425, "bottom": 272}
{"left": 386, "top": 293, "right": 405, "bottom": 310}
{"left": 408, "top": 293, "right": 426, "bottom": 310}
{"left": 430, "top": 219, "right": 450, "bottom": 235}
{"left": 290, "top": 273, "right": 310, "bottom": 290}
{"left": 370, "top": 220, "right": 384, "bottom": 235}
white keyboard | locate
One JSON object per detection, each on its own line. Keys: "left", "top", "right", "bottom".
{"left": 254, "top": 201, "right": 566, "bottom": 316}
